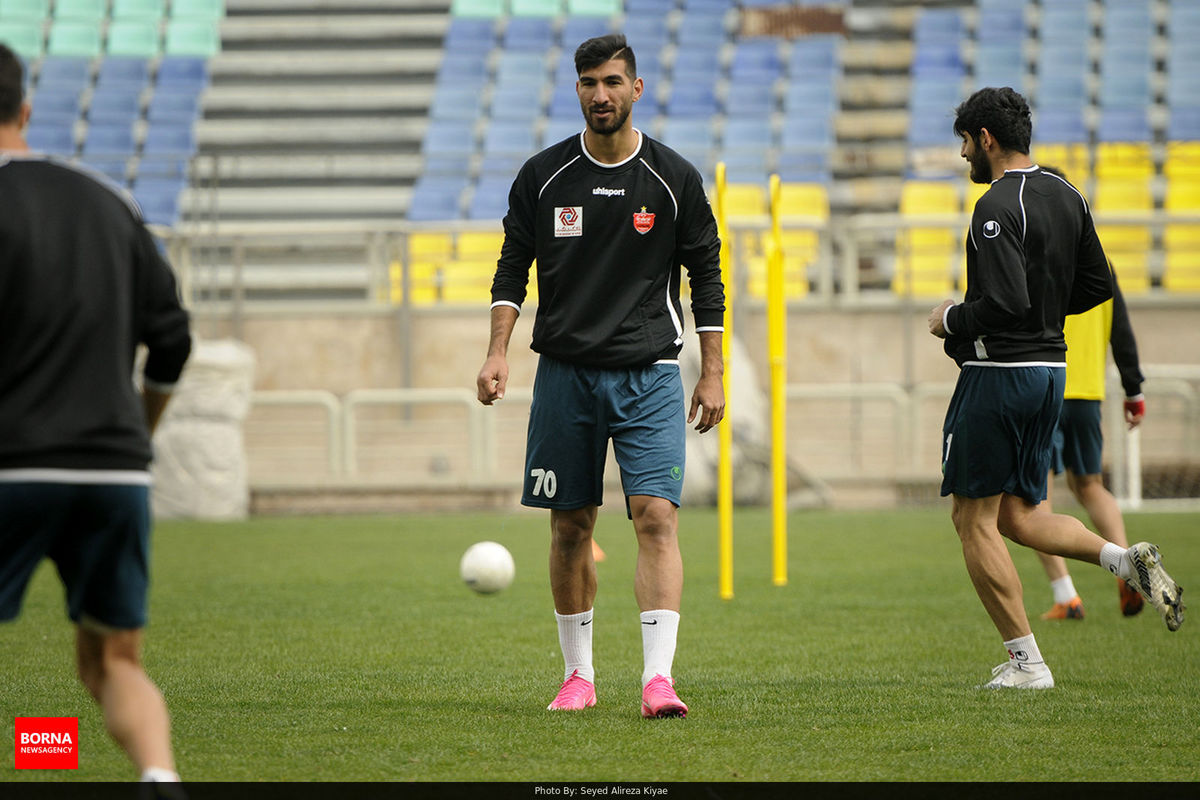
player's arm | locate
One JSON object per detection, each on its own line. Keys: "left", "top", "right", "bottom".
{"left": 688, "top": 330, "right": 724, "bottom": 433}
{"left": 477, "top": 303, "right": 519, "bottom": 405}
{"left": 135, "top": 225, "right": 192, "bottom": 434}
{"left": 944, "top": 201, "right": 1029, "bottom": 338}
{"left": 1108, "top": 274, "right": 1145, "bottom": 427}
{"left": 1066, "top": 210, "right": 1114, "bottom": 315}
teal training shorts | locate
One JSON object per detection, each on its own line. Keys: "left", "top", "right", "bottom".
{"left": 523, "top": 355, "right": 686, "bottom": 513}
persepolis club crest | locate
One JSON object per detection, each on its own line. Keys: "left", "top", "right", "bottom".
{"left": 632, "top": 206, "right": 655, "bottom": 234}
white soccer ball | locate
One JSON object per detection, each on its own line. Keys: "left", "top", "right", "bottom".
{"left": 460, "top": 541, "right": 515, "bottom": 594}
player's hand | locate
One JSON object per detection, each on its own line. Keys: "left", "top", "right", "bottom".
{"left": 476, "top": 355, "right": 508, "bottom": 405}
{"left": 1124, "top": 394, "right": 1145, "bottom": 429}
{"left": 928, "top": 299, "right": 954, "bottom": 338}
{"left": 688, "top": 374, "right": 725, "bottom": 434}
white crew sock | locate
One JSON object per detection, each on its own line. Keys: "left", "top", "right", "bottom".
{"left": 1050, "top": 575, "right": 1079, "bottom": 605}
{"left": 640, "top": 609, "right": 680, "bottom": 686}
{"left": 1003, "top": 633, "right": 1045, "bottom": 667}
{"left": 1100, "top": 543, "right": 1133, "bottom": 581}
{"left": 556, "top": 609, "right": 594, "bottom": 683}
{"left": 140, "top": 767, "right": 180, "bottom": 782}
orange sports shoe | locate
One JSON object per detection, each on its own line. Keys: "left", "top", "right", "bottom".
{"left": 1118, "top": 577, "right": 1145, "bottom": 617}
{"left": 1040, "top": 595, "right": 1085, "bottom": 620}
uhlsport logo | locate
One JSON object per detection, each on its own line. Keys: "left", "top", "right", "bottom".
{"left": 670, "top": 465, "right": 682, "bottom": 481}
{"left": 554, "top": 206, "right": 583, "bottom": 238}
{"left": 632, "top": 206, "right": 655, "bottom": 234}
{"left": 15, "top": 717, "right": 78, "bottom": 770}
{"left": 982, "top": 219, "right": 1001, "bottom": 238}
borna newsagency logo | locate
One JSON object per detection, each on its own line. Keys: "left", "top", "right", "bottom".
{"left": 14, "top": 717, "right": 79, "bottom": 770}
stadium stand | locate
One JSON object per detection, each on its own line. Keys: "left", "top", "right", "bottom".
{"left": 892, "top": 179, "right": 959, "bottom": 298}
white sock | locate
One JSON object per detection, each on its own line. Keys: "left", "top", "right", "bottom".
{"left": 640, "top": 609, "right": 680, "bottom": 686}
{"left": 1050, "top": 575, "right": 1078, "bottom": 605}
{"left": 556, "top": 609, "right": 594, "bottom": 683}
{"left": 1003, "top": 633, "right": 1045, "bottom": 667}
{"left": 140, "top": 767, "right": 180, "bottom": 782}
{"left": 1100, "top": 543, "right": 1132, "bottom": 581}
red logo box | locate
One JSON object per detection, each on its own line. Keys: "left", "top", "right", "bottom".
{"left": 14, "top": 717, "right": 78, "bottom": 770}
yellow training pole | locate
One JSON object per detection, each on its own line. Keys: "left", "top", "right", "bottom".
{"left": 714, "top": 162, "right": 734, "bottom": 601}
{"left": 767, "top": 174, "right": 788, "bottom": 587}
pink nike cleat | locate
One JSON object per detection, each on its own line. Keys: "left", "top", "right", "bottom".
{"left": 641, "top": 674, "right": 687, "bottom": 718}
{"left": 547, "top": 670, "right": 596, "bottom": 711}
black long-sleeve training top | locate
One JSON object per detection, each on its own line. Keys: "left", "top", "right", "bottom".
{"left": 944, "top": 165, "right": 1113, "bottom": 367}
{"left": 0, "top": 155, "right": 192, "bottom": 476}
{"left": 490, "top": 130, "right": 725, "bottom": 369}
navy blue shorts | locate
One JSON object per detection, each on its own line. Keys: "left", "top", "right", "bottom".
{"left": 1051, "top": 398, "right": 1104, "bottom": 476}
{"left": 940, "top": 365, "right": 1064, "bottom": 505}
{"left": 523, "top": 356, "right": 686, "bottom": 512}
{"left": 0, "top": 482, "right": 151, "bottom": 629}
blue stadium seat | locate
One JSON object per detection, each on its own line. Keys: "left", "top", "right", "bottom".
{"left": 422, "top": 119, "right": 476, "bottom": 158}
{"left": 787, "top": 36, "right": 839, "bottom": 74}
{"left": 82, "top": 156, "right": 130, "bottom": 184}
{"left": 429, "top": 84, "right": 483, "bottom": 121}
{"left": 408, "top": 176, "right": 466, "bottom": 221}
{"left": 88, "top": 87, "right": 143, "bottom": 124}
{"left": 624, "top": 0, "right": 673, "bottom": 14}
{"left": 977, "top": 8, "right": 1025, "bottom": 42}
{"left": 495, "top": 52, "right": 550, "bottom": 84}
{"left": 910, "top": 77, "right": 962, "bottom": 111}
{"left": 560, "top": 16, "right": 610, "bottom": 46}
{"left": 672, "top": 47, "right": 721, "bottom": 84}
{"left": 722, "top": 117, "right": 772, "bottom": 152}
{"left": 547, "top": 84, "right": 581, "bottom": 119}
{"left": 541, "top": 117, "right": 580, "bottom": 146}
{"left": 718, "top": 151, "right": 768, "bottom": 185}
{"left": 1098, "top": 72, "right": 1153, "bottom": 109}
{"left": 1168, "top": 107, "right": 1200, "bottom": 141}
{"left": 725, "top": 83, "right": 774, "bottom": 117}
{"left": 1097, "top": 107, "right": 1152, "bottom": 142}
{"left": 913, "top": 9, "right": 963, "bottom": 46}
{"left": 502, "top": 17, "right": 554, "bottom": 50}
{"left": 776, "top": 148, "right": 831, "bottom": 183}
{"left": 1036, "top": 73, "right": 1088, "bottom": 110}
{"left": 780, "top": 115, "right": 832, "bottom": 149}
{"left": 133, "top": 176, "right": 185, "bottom": 225}
{"left": 83, "top": 122, "right": 136, "bottom": 156}
{"left": 467, "top": 176, "right": 513, "bottom": 220}
{"left": 490, "top": 83, "right": 545, "bottom": 122}
{"left": 483, "top": 120, "right": 537, "bottom": 158}
{"left": 36, "top": 56, "right": 90, "bottom": 90}
{"left": 146, "top": 89, "right": 201, "bottom": 123}
{"left": 444, "top": 17, "right": 496, "bottom": 49}
{"left": 1035, "top": 108, "right": 1089, "bottom": 143}
{"left": 31, "top": 88, "right": 82, "bottom": 123}
{"left": 665, "top": 83, "right": 718, "bottom": 118}
{"left": 674, "top": 12, "right": 726, "bottom": 50}
{"left": 96, "top": 57, "right": 150, "bottom": 88}
{"left": 783, "top": 81, "right": 837, "bottom": 114}
{"left": 156, "top": 56, "right": 208, "bottom": 91}
{"left": 26, "top": 122, "right": 76, "bottom": 154}
{"left": 620, "top": 13, "right": 670, "bottom": 54}
{"left": 143, "top": 121, "right": 196, "bottom": 157}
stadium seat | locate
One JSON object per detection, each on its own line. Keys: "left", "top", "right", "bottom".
{"left": 675, "top": 12, "right": 726, "bottom": 50}
{"left": 0, "top": 0, "right": 49, "bottom": 20}
{"left": 456, "top": 230, "right": 505, "bottom": 261}
{"left": 83, "top": 122, "right": 137, "bottom": 156}
{"left": 1163, "top": 178, "right": 1200, "bottom": 292}
{"left": 147, "top": 88, "right": 201, "bottom": 122}
{"left": 1032, "top": 143, "right": 1090, "bottom": 187}
{"left": 467, "top": 176, "right": 512, "bottom": 220}
{"left": 31, "top": 87, "right": 81, "bottom": 123}
{"left": 665, "top": 84, "right": 718, "bottom": 119}
{"left": 1094, "top": 142, "right": 1153, "bottom": 179}
{"left": 560, "top": 15, "right": 611, "bottom": 45}
{"left": 490, "top": 83, "right": 546, "bottom": 122}
{"left": 142, "top": 121, "right": 197, "bottom": 158}
{"left": 962, "top": 179, "right": 988, "bottom": 214}
{"left": 722, "top": 118, "right": 771, "bottom": 153}
{"left": 1097, "top": 108, "right": 1152, "bottom": 143}
{"left": 47, "top": 21, "right": 102, "bottom": 57}
{"left": 502, "top": 16, "right": 554, "bottom": 49}
{"left": 156, "top": 56, "right": 209, "bottom": 91}
{"left": 53, "top": 0, "right": 106, "bottom": 22}
{"left": 1092, "top": 176, "right": 1152, "bottom": 292}
{"left": 422, "top": 119, "right": 476, "bottom": 158}
{"left": 111, "top": 0, "right": 165, "bottom": 21}
{"left": 97, "top": 57, "right": 151, "bottom": 88}
{"left": 892, "top": 180, "right": 959, "bottom": 297}
{"left": 1168, "top": 108, "right": 1200, "bottom": 142}
{"left": 722, "top": 183, "right": 767, "bottom": 218}
{"left": 169, "top": 0, "right": 225, "bottom": 21}
{"left": 725, "top": 83, "right": 774, "bottom": 118}
{"left": 106, "top": 21, "right": 161, "bottom": 57}
{"left": 88, "top": 86, "right": 143, "bottom": 124}
{"left": 133, "top": 176, "right": 185, "bottom": 225}
{"left": 483, "top": 120, "right": 537, "bottom": 159}
{"left": 509, "top": 0, "right": 560, "bottom": 17}
{"left": 408, "top": 176, "right": 467, "bottom": 221}
{"left": 82, "top": 155, "right": 130, "bottom": 183}
{"left": 26, "top": 121, "right": 76, "bottom": 154}
{"left": 164, "top": 20, "right": 220, "bottom": 56}
{"left": 1035, "top": 108, "right": 1088, "bottom": 143}
{"left": 0, "top": 20, "right": 44, "bottom": 59}
{"left": 449, "top": 0, "right": 503, "bottom": 17}
{"left": 541, "top": 117, "right": 580, "bottom": 146}
{"left": 429, "top": 84, "right": 482, "bottom": 121}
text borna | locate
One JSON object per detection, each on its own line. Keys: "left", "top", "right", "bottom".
{"left": 19, "top": 732, "right": 74, "bottom": 744}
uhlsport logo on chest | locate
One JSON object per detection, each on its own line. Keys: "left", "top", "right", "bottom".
{"left": 632, "top": 206, "right": 655, "bottom": 234}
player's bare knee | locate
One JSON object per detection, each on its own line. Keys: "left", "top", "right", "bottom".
{"left": 551, "top": 508, "right": 596, "bottom": 547}
{"left": 631, "top": 498, "right": 676, "bottom": 542}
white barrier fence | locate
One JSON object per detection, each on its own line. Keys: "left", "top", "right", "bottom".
{"left": 244, "top": 364, "right": 1200, "bottom": 508}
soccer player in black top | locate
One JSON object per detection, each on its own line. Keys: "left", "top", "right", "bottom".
{"left": 0, "top": 45, "right": 191, "bottom": 781}
{"left": 476, "top": 34, "right": 725, "bottom": 716}
{"left": 928, "top": 88, "right": 1183, "bottom": 689}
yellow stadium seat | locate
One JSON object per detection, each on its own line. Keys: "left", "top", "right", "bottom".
{"left": 1165, "top": 142, "right": 1200, "bottom": 179}
{"left": 963, "top": 180, "right": 989, "bottom": 214}
{"left": 390, "top": 260, "right": 441, "bottom": 305}
{"left": 893, "top": 181, "right": 960, "bottom": 297}
{"left": 407, "top": 231, "right": 454, "bottom": 262}
{"left": 439, "top": 259, "right": 497, "bottom": 304}
{"left": 1032, "top": 143, "right": 1090, "bottom": 187}
{"left": 1163, "top": 177, "right": 1200, "bottom": 292}
{"left": 724, "top": 183, "right": 768, "bottom": 218}
{"left": 777, "top": 182, "right": 829, "bottom": 217}
{"left": 745, "top": 183, "right": 829, "bottom": 300}
{"left": 1092, "top": 177, "right": 1152, "bottom": 292}
{"left": 1094, "top": 142, "right": 1154, "bottom": 180}
{"left": 455, "top": 230, "right": 505, "bottom": 261}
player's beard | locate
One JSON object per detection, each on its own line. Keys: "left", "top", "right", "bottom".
{"left": 585, "top": 102, "right": 631, "bottom": 135}
{"left": 967, "top": 144, "right": 991, "bottom": 184}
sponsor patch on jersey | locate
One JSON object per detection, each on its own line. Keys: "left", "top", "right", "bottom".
{"left": 555, "top": 206, "right": 583, "bottom": 237}
{"left": 632, "top": 206, "right": 655, "bottom": 234}
{"left": 982, "top": 219, "right": 1001, "bottom": 238}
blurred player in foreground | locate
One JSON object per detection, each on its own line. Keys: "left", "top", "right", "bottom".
{"left": 476, "top": 34, "right": 725, "bottom": 717}
{"left": 928, "top": 88, "right": 1183, "bottom": 690}
{"left": 0, "top": 44, "right": 192, "bottom": 781}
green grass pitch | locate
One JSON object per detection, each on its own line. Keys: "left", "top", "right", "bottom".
{"left": 3, "top": 507, "right": 1198, "bottom": 781}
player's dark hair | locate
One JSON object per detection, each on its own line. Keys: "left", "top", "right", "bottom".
{"left": 953, "top": 87, "right": 1032, "bottom": 155}
{"left": 0, "top": 44, "right": 25, "bottom": 125}
{"left": 574, "top": 34, "right": 637, "bottom": 80}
